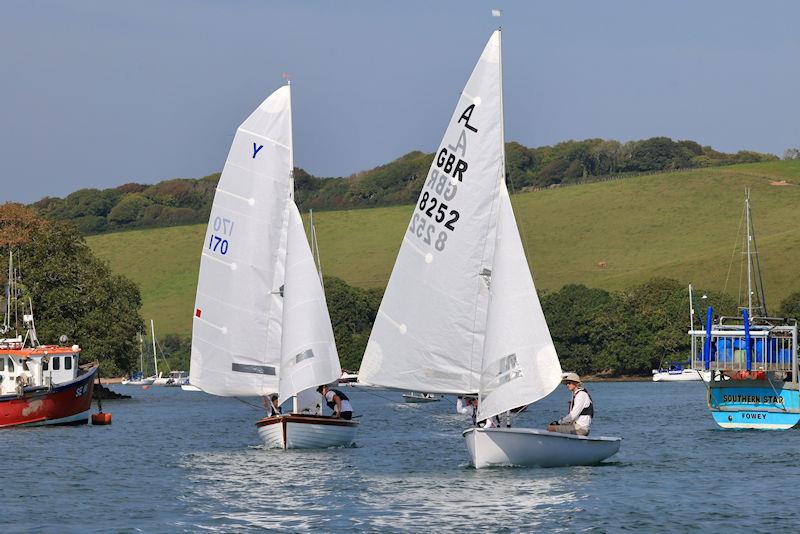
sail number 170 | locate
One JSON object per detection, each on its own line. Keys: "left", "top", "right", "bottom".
{"left": 208, "top": 216, "right": 235, "bottom": 255}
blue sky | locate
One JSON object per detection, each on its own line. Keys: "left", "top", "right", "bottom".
{"left": 2, "top": 1, "right": 798, "bottom": 203}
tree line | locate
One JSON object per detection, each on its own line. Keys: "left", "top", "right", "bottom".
{"left": 30, "top": 137, "right": 777, "bottom": 235}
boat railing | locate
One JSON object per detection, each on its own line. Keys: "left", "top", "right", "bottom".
{"left": 689, "top": 324, "right": 797, "bottom": 374}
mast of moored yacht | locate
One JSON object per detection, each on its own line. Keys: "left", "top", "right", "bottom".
{"left": 151, "top": 319, "right": 158, "bottom": 379}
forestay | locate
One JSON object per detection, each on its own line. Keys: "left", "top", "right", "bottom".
{"left": 278, "top": 203, "right": 341, "bottom": 402}
{"left": 190, "top": 85, "right": 293, "bottom": 397}
{"left": 477, "top": 188, "right": 562, "bottom": 420}
{"left": 359, "top": 31, "right": 504, "bottom": 394}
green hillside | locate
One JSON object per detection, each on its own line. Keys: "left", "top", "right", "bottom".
{"left": 87, "top": 160, "right": 800, "bottom": 336}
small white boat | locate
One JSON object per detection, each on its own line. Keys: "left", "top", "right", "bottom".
{"left": 189, "top": 82, "right": 354, "bottom": 450}
{"left": 402, "top": 392, "right": 441, "bottom": 403}
{"left": 359, "top": 30, "right": 621, "bottom": 469}
{"left": 338, "top": 371, "right": 359, "bottom": 385}
{"left": 256, "top": 413, "right": 358, "bottom": 449}
{"left": 463, "top": 427, "right": 622, "bottom": 469}
{"left": 652, "top": 363, "right": 710, "bottom": 382}
{"left": 121, "top": 373, "right": 155, "bottom": 386}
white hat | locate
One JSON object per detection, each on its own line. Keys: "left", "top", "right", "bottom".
{"left": 561, "top": 372, "right": 581, "bottom": 384}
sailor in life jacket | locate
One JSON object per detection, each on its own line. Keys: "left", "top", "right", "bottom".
{"left": 456, "top": 395, "right": 500, "bottom": 428}
{"left": 263, "top": 394, "right": 282, "bottom": 417}
{"left": 547, "top": 372, "right": 593, "bottom": 436}
{"left": 317, "top": 384, "right": 354, "bottom": 420}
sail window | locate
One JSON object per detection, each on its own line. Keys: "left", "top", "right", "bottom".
{"left": 295, "top": 349, "right": 314, "bottom": 364}
{"left": 231, "top": 363, "right": 276, "bottom": 376}
{"left": 480, "top": 353, "right": 523, "bottom": 393}
{"left": 52, "top": 357, "right": 60, "bottom": 371}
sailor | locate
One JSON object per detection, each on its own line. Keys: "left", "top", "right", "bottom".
{"left": 263, "top": 394, "right": 282, "bottom": 417}
{"left": 547, "top": 372, "right": 592, "bottom": 436}
{"left": 456, "top": 395, "right": 500, "bottom": 428}
{"left": 317, "top": 384, "right": 354, "bottom": 420}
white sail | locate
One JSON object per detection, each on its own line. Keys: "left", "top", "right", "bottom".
{"left": 190, "top": 85, "right": 293, "bottom": 397}
{"left": 359, "top": 31, "right": 504, "bottom": 394}
{"left": 477, "top": 188, "right": 562, "bottom": 420}
{"left": 278, "top": 203, "right": 341, "bottom": 402}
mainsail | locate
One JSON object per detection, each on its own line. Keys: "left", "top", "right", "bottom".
{"left": 359, "top": 32, "right": 504, "bottom": 394}
{"left": 190, "top": 86, "right": 293, "bottom": 397}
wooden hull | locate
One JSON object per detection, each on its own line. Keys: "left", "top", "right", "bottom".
{"left": 0, "top": 365, "right": 98, "bottom": 428}
{"left": 463, "top": 427, "right": 621, "bottom": 469}
{"left": 255, "top": 414, "right": 358, "bottom": 449}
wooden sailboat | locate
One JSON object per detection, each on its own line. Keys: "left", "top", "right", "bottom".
{"left": 189, "top": 82, "right": 357, "bottom": 449}
{"left": 358, "top": 30, "right": 620, "bottom": 468}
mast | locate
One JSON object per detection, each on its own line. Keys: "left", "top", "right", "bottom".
{"left": 151, "top": 319, "right": 158, "bottom": 378}
{"left": 746, "top": 191, "right": 753, "bottom": 318}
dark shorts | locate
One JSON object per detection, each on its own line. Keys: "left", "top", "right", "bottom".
{"left": 340, "top": 411, "right": 353, "bottom": 420}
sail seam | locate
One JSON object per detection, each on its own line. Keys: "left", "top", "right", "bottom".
{"left": 237, "top": 128, "right": 291, "bottom": 150}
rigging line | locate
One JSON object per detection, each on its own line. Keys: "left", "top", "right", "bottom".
{"left": 721, "top": 201, "right": 746, "bottom": 302}
{"left": 232, "top": 396, "right": 265, "bottom": 412}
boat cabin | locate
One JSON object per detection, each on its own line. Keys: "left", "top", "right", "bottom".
{"left": 0, "top": 337, "right": 82, "bottom": 396}
{"left": 689, "top": 316, "right": 798, "bottom": 381}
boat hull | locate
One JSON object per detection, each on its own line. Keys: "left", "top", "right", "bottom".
{"left": 653, "top": 370, "right": 710, "bottom": 382}
{"left": 255, "top": 414, "right": 358, "bottom": 449}
{"left": 0, "top": 365, "right": 98, "bottom": 428}
{"left": 402, "top": 394, "right": 440, "bottom": 403}
{"left": 708, "top": 380, "right": 800, "bottom": 429}
{"left": 463, "top": 427, "right": 621, "bottom": 469}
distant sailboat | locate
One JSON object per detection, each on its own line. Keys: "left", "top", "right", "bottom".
{"left": 358, "top": 30, "right": 620, "bottom": 468}
{"left": 189, "top": 82, "right": 357, "bottom": 449}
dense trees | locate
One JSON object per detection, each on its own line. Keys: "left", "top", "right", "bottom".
{"left": 0, "top": 204, "right": 144, "bottom": 376}
{"left": 30, "top": 137, "right": 776, "bottom": 235}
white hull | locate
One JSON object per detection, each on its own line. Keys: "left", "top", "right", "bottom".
{"left": 121, "top": 378, "right": 155, "bottom": 386}
{"left": 402, "top": 393, "right": 441, "bottom": 403}
{"left": 180, "top": 384, "right": 201, "bottom": 392}
{"left": 652, "top": 369, "right": 710, "bottom": 382}
{"left": 463, "top": 427, "right": 621, "bottom": 469}
{"left": 256, "top": 415, "right": 358, "bottom": 449}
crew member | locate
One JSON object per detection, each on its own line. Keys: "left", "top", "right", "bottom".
{"left": 548, "top": 372, "right": 592, "bottom": 436}
{"left": 456, "top": 395, "right": 500, "bottom": 428}
{"left": 317, "top": 384, "right": 354, "bottom": 420}
{"left": 263, "top": 394, "right": 281, "bottom": 417}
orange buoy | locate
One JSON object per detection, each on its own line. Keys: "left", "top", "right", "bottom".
{"left": 92, "top": 412, "right": 112, "bottom": 425}
{"left": 142, "top": 385, "right": 150, "bottom": 389}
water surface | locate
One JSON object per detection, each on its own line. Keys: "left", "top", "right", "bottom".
{"left": 3, "top": 382, "right": 798, "bottom": 532}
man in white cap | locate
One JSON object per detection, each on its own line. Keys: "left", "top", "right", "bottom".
{"left": 547, "top": 372, "right": 593, "bottom": 436}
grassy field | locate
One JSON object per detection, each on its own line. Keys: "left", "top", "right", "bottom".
{"left": 87, "top": 160, "right": 800, "bottom": 336}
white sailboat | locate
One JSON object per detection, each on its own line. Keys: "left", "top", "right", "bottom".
{"left": 121, "top": 334, "right": 156, "bottom": 386}
{"left": 358, "top": 30, "right": 621, "bottom": 468}
{"left": 189, "top": 82, "right": 357, "bottom": 449}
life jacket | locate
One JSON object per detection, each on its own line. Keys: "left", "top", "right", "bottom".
{"left": 324, "top": 389, "right": 350, "bottom": 410}
{"left": 569, "top": 387, "right": 594, "bottom": 417}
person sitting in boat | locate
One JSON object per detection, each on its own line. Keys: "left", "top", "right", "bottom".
{"left": 317, "top": 384, "right": 354, "bottom": 420}
{"left": 547, "top": 372, "right": 592, "bottom": 436}
{"left": 263, "top": 394, "right": 281, "bottom": 417}
{"left": 456, "top": 395, "right": 500, "bottom": 428}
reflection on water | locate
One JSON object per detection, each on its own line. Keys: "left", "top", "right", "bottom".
{"left": 5, "top": 383, "right": 800, "bottom": 532}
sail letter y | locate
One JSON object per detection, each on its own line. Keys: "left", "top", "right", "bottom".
{"left": 190, "top": 85, "right": 293, "bottom": 396}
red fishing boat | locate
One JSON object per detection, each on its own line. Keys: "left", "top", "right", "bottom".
{"left": 0, "top": 252, "right": 98, "bottom": 427}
